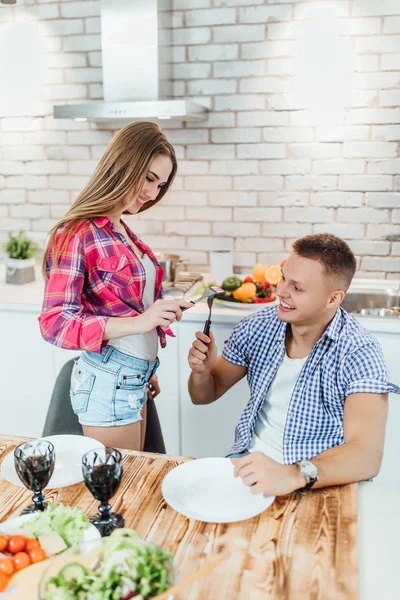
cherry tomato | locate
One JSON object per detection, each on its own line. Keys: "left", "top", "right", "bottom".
{"left": 7, "top": 535, "right": 26, "bottom": 554}
{"left": 0, "top": 572, "right": 9, "bottom": 592}
{"left": 12, "top": 552, "right": 31, "bottom": 571}
{"left": 25, "top": 539, "right": 40, "bottom": 553}
{"left": 28, "top": 547, "right": 46, "bottom": 564}
{"left": 0, "top": 536, "right": 8, "bottom": 553}
{"left": 0, "top": 559, "right": 14, "bottom": 576}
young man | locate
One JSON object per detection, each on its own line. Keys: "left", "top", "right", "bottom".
{"left": 188, "top": 234, "right": 399, "bottom": 496}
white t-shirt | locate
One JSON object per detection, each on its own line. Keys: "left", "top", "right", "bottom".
{"left": 109, "top": 252, "right": 158, "bottom": 361}
{"left": 249, "top": 353, "right": 308, "bottom": 463}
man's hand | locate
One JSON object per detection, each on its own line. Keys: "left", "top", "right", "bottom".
{"left": 147, "top": 375, "right": 160, "bottom": 401}
{"left": 231, "top": 452, "right": 305, "bottom": 496}
{"left": 188, "top": 331, "right": 218, "bottom": 374}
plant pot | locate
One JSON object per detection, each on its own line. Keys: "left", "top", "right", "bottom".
{"left": 6, "top": 257, "right": 36, "bottom": 284}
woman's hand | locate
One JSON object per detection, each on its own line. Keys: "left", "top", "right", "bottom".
{"left": 147, "top": 375, "right": 160, "bottom": 400}
{"left": 133, "top": 299, "right": 193, "bottom": 335}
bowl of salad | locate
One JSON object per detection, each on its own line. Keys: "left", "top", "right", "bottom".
{"left": 38, "top": 528, "right": 176, "bottom": 600}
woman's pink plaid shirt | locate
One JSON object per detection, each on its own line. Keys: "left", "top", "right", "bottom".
{"left": 39, "top": 216, "right": 171, "bottom": 353}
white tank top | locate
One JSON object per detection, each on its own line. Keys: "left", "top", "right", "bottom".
{"left": 249, "top": 352, "right": 308, "bottom": 463}
{"left": 108, "top": 252, "right": 158, "bottom": 361}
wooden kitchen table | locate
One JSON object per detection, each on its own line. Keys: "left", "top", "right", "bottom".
{"left": 0, "top": 436, "right": 357, "bottom": 600}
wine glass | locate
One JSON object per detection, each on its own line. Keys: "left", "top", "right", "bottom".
{"left": 82, "top": 447, "right": 124, "bottom": 537}
{"left": 14, "top": 440, "right": 55, "bottom": 514}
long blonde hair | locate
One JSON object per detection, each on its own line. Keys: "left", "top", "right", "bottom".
{"left": 42, "top": 121, "right": 177, "bottom": 277}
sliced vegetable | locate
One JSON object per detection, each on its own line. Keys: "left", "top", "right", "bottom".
{"left": 265, "top": 265, "right": 281, "bottom": 286}
{"left": 57, "top": 563, "right": 88, "bottom": 585}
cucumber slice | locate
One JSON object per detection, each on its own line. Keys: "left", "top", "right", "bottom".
{"left": 58, "top": 562, "right": 88, "bottom": 584}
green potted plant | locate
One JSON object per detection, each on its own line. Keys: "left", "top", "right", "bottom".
{"left": 5, "top": 231, "right": 38, "bottom": 284}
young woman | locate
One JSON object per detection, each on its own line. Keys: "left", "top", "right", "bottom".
{"left": 39, "top": 121, "right": 192, "bottom": 451}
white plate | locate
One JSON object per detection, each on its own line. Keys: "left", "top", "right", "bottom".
{"left": 161, "top": 457, "right": 275, "bottom": 523}
{"left": 1, "top": 435, "right": 105, "bottom": 489}
{"left": 216, "top": 297, "right": 278, "bottom": 310}
{"left": 0, "top": 513, "right": 101, "bottom": 600}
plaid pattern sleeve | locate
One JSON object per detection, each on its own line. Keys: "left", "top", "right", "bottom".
{"left": 39, "top": 230, "right": 108, "bottom": 353}
{"left": 343, "top": 342, "right": 400, "bottom": 396}
{"left": 222, "top": 316, "right": 251, "bottom": 368}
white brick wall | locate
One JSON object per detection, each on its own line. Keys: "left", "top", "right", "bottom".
{"left": 0, "top": 0, "right": 399, "bottom": 278}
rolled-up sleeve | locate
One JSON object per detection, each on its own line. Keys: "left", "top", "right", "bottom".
{"left": 222, "top": 316, "right": 250, "bottom": 367}
{"left": 343, "top": 342, "right": 400, "bottom": 397}
{"left": 38, "top": 233, "right": 108, "bottom": 352}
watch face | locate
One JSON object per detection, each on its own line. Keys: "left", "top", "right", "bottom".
{"left": 299, "top": 460, "right": 318, "bottom": 480}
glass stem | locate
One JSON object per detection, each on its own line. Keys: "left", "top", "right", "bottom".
{"left": 32, "top": 490, "right": 45, "bottom": 511}
{"left": 99, "top": 502, "right": 111, "bottom": 522}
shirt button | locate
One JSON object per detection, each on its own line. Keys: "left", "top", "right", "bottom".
{"left": 112, "top": 264, "right": 116, "bottom": 269}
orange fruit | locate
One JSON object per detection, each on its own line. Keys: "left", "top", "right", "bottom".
{"left": 252, "top": 263, "right": 269, "bottom": 282}
{"left": 265, "top": 265, "right": 282, "bottom": 286}
{"left": 232, "top": 282, "right": 257, "bottom": 302}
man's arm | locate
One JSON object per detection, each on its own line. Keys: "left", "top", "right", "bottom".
{"left": 188, "top": 331, "right": 247, "bottom": 405}
{"left": 232, "top": 391, "right": 388, "bottom": 496}
{"left": 311, "top": 391, "right": 388, "bottom": 487}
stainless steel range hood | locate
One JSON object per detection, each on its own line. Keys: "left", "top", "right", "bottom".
{"left": 53, "top": 0, "right": 208, "bottom": 123}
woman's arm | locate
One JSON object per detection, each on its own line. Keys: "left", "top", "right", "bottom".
{"left": 39, "top": 233, "right": 108, "bottom": 352}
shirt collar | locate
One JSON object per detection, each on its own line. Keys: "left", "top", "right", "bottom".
{"left": 92, "top": 216, "right": 111, "bottom": 228}
{"left": 274, "top": 307, "right": 343, "bottom": 344}
{"left": 321, "top": 308, "right": 343, "bottom": 342}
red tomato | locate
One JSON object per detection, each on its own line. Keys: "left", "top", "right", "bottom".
{"left": 12, "top": 552, "right": 31, "bottom": 571}
{"left": 25, "top": 539, "right": 41, "bottom": 553}
{"left": 28, "top": 547, "right": 46, "bottom": 564}
{"left": 253, "top": 295, "right": 276, "bottom": 304}
{"left": 0, "top": 536, "right": 8, "bottom": 552}
{"left": 7, "top": 535, "right": 26, "bottom": 554}
{"left": 0, "top": 559, "right": 14, "bottom": 576}
{"left": 243, "top": 275, "right": 254, "bottom": 283}
{"left": 0, "top": 572, "right": 9, "bottom": 592}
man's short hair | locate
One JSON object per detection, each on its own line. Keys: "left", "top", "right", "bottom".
{"left": 292, "top": 233, "right": 357, "bottom": 291}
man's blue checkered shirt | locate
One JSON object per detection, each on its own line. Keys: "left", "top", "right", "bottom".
{"left": 222, "top": 306, "right": 399, "bottom": 464}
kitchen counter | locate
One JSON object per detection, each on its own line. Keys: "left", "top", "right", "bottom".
{"left": 1, "top": 265, "right": 400, "bottom": 333}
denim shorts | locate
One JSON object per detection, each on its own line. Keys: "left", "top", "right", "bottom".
{"left": 70, "top": 345, "right": 159, "bottom": 427}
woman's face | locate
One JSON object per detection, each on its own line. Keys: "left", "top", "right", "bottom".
{"left": 124, "top": 154, "right": 173, "bottom": 215}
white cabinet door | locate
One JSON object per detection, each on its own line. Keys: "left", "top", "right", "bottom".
{"left": 0, "top": 307, "right": 55, "bottom": 438}
{"left": 154, "top": 323, "right": 180, "bottom": 455}
{"left": 178, "top": 321, "right": 248, "bottom": 458}
{"left": 371, "top": 332, "right": 400, "bottom": 484}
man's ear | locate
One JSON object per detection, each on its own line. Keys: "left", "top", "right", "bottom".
{"left": 328, "top": 290, "right": 345, "bottom": 308}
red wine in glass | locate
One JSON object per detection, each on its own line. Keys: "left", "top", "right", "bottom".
{"left": 14, "top": 440, "right": 55, "bottom": 514}
{"left": 82, "top": 447, "right": 124, "bottom": 537}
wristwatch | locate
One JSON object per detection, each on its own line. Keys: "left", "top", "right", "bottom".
{"left": 296, "top": 460, "right": 319, "bottom": 492}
